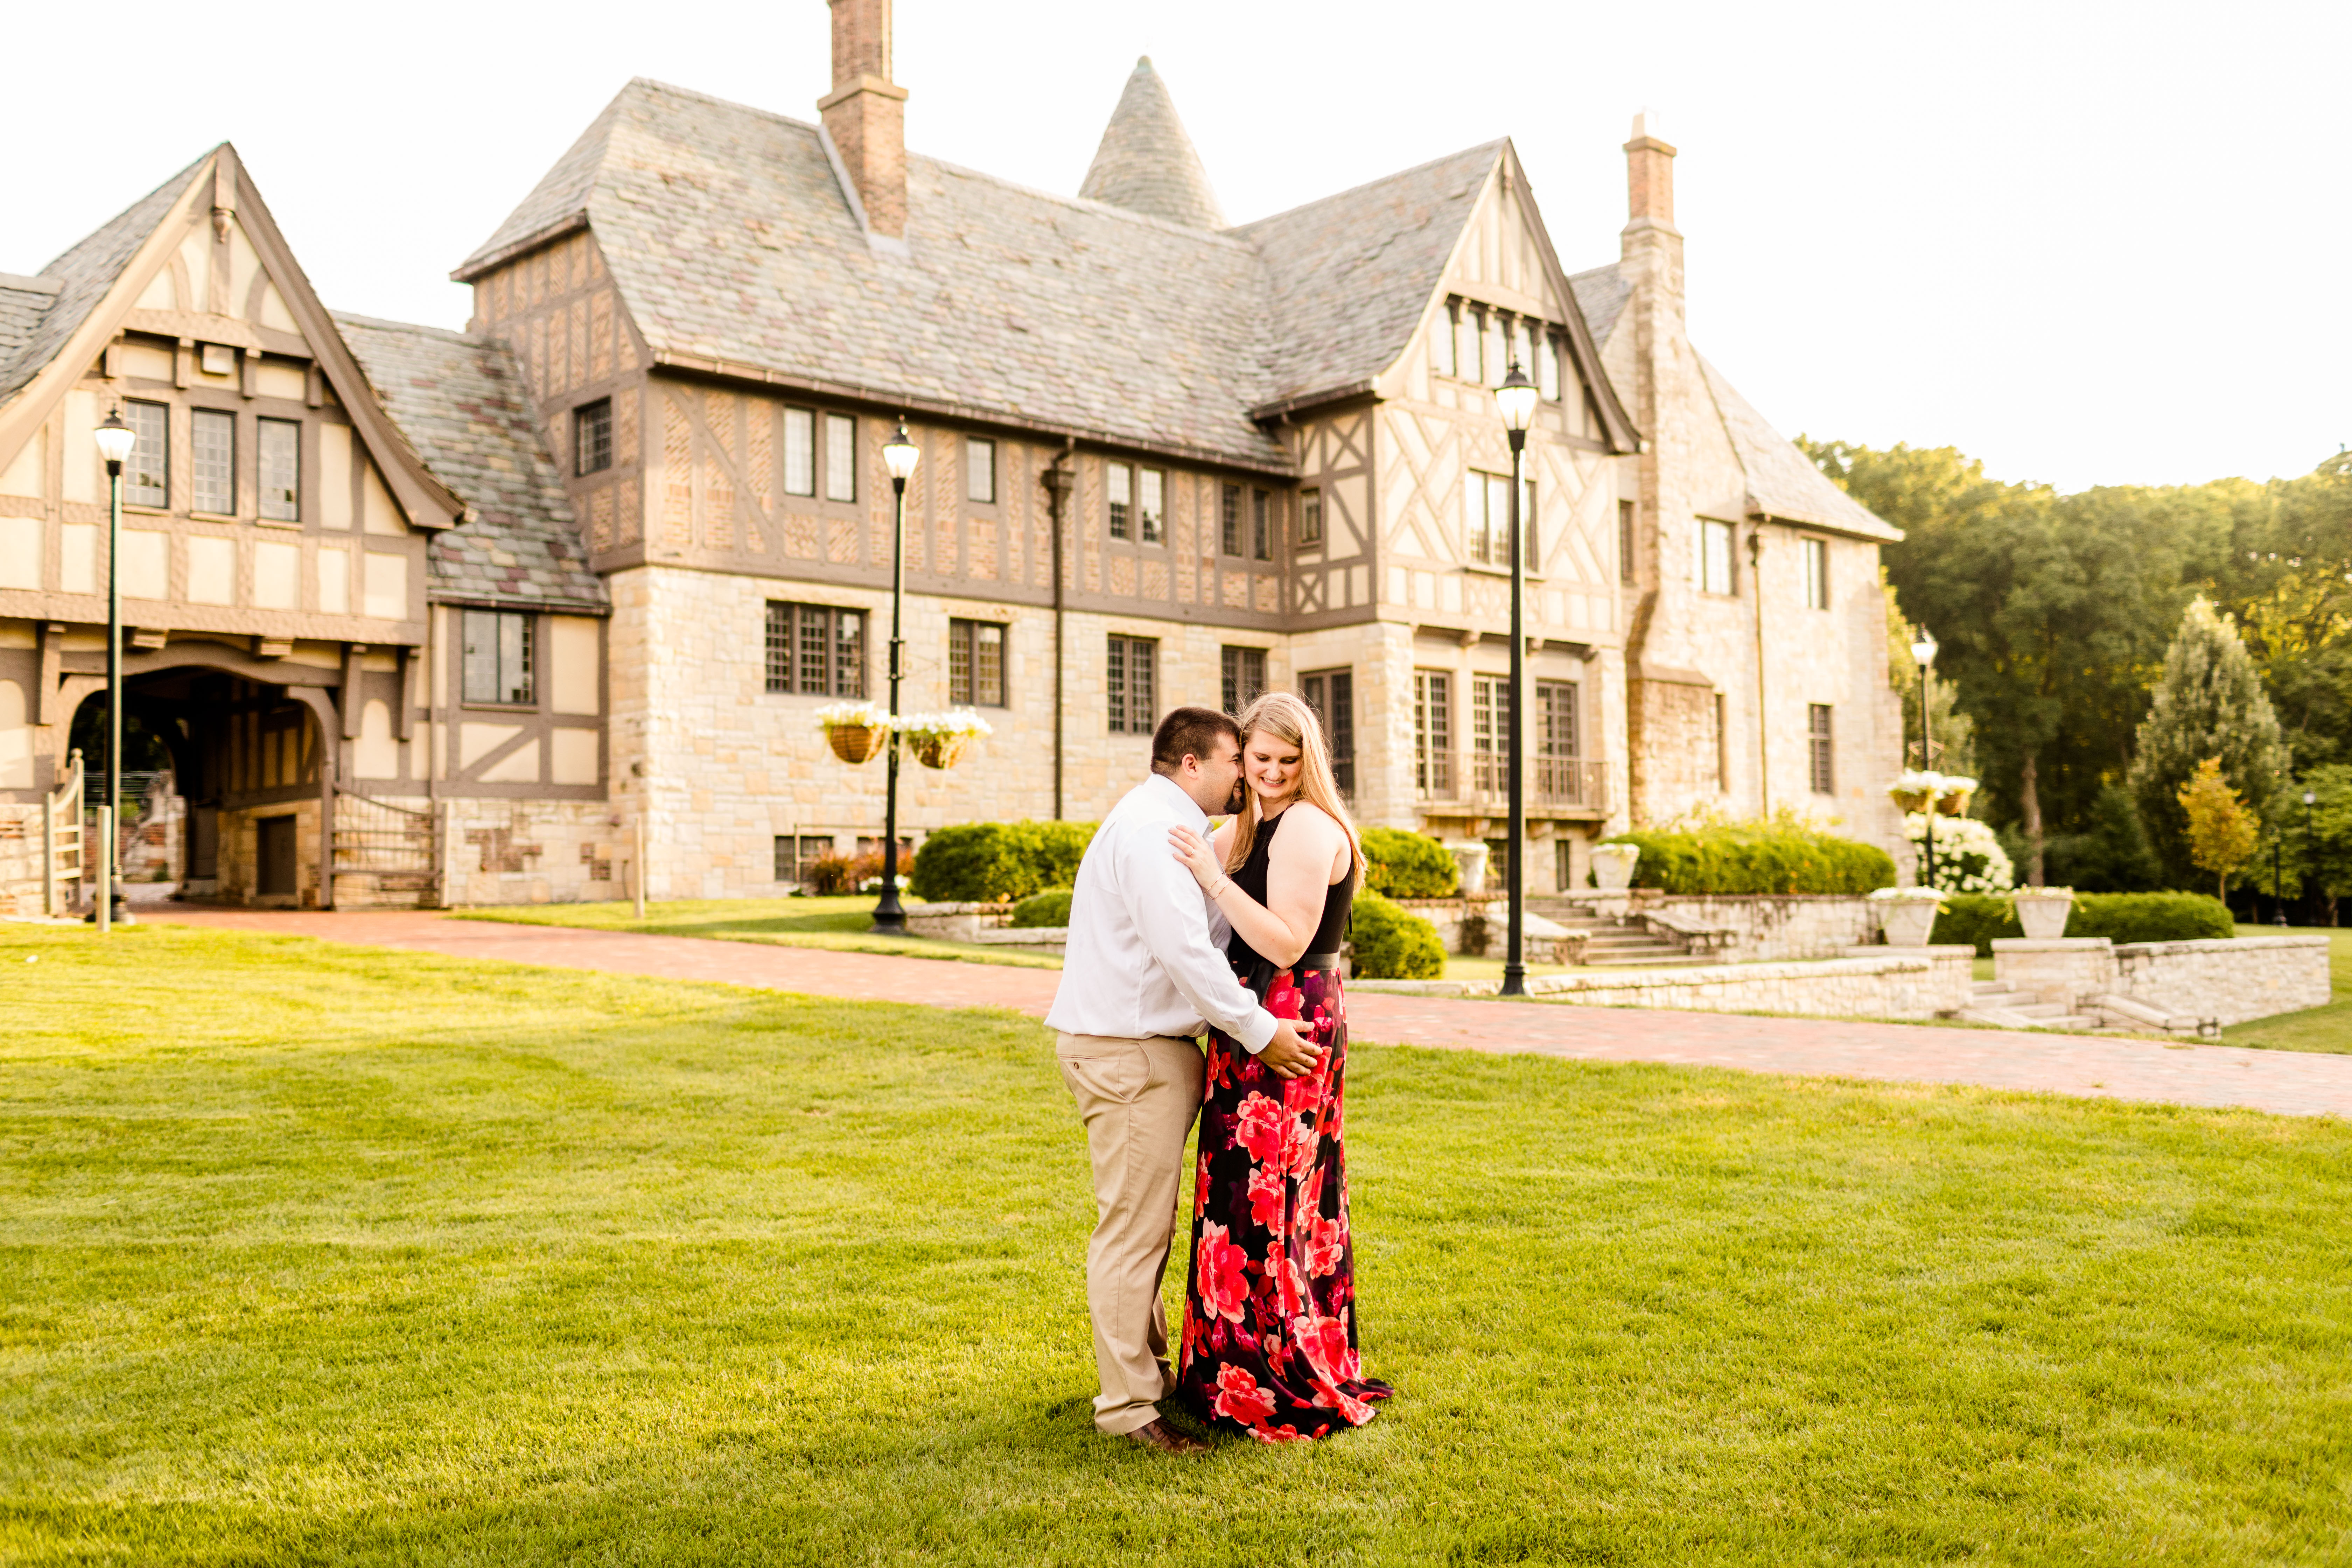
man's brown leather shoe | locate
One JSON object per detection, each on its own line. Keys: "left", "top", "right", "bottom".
{"left": 1123, "top": 1418, "right": 1210, "bottom": 1455}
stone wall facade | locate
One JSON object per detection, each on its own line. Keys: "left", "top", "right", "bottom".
{"left": 1360, "top": 947, "right": 1974, "bottom": 1020}
{"left": 2113, "top": 936, "right": 2331, "bottom": 1027}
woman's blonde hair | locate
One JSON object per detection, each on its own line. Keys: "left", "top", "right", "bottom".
{"left": 1222, "top": 690, "right": 1369, "bottom": 879}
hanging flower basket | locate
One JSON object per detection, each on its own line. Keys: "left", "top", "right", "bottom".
{"left": 1934, "top": 776, "right": 1979, "bottom": 818}
{"left": 1888, "top": 770, "right": 1944, "bottom": 814}
{"left": 898, "top": 710, "right": 994, "bottom": 770}
{"left": 814, "top": 702, "right": 892, "bottom": 764}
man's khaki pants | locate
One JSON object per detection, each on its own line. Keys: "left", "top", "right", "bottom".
{"left": 1056, "top": 1031, "right": 1206, "bottom": 1436}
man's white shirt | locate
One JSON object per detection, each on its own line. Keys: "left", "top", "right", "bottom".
{"left": 1044, "top": 774, "right": 1278, "bottom": 1053}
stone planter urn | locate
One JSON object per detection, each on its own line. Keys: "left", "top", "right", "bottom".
{"left": 1448, "top": 841, "right": 1490, "bottom": 897}
{"left": 1590, "top": 842, "right": 1640, "bottom": 891}
{"left": 1870, "top": 890, "right": 1944, "bottom": 947}
{"left": 2011, "top": 887, "right": 2075, "bottom": 940}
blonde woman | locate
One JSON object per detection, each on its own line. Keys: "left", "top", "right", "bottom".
{"left": 1164, "top": 690, "right": 1393, "bottom": 1442}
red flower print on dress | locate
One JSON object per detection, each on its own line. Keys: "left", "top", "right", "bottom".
{"left": 1247, "top": 1166, "right": 1286, "bottom": 1230}
{"left": 1308, "top": 1214, "right": 1346, "bottom": 1278}
{"left": 1267, "top": 969, "right": 1303, "bottom": 1020}
{"left": 1197, "top": 1222, "right": 1252, "bottom": 1324}
{"left": 1213, "top": 1364, "right": 1276, "bottom": 1428}
{"left": 1299, "top": 1311, "right": 1355, "bottom": 1382}
{"left": 1233, "top": 1091, "right": 1290, "bottom": 1166}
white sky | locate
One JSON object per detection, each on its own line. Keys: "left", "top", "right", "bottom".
{"left": 8, "top": 1, "right": 2344, "bottom": 493}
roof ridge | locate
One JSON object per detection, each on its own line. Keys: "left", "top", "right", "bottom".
{"left": 329, "top": 308, "right": 486, "bottom": 345}
{"left": 1228, "top": 140, "right": 1504, "bottom": 235}
{"left": 33, "top": 147, "right": 215, "bottom": 276}
{"left": 916, "top": 152, "right": 1260, "bottom": 250}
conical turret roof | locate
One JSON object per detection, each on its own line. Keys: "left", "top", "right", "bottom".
{"left": 1078, "top": 57, "right": 1226, "bottom": 230}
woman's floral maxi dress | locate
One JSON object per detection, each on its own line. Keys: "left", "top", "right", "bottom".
{"left": 1176, "top": 813, "right": 1392, "bottom": 1442}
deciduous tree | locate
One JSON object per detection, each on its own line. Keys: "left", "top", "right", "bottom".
{"left": 2177, "top": 758, "right": 2260, "bottom": 899}
{"left": 2129, "top": 598, "right": 2290, "bottom": 884}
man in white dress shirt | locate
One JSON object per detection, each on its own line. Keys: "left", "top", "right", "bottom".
{"left": 1045, "top": 706, "right": 1324, "bottom": 1455}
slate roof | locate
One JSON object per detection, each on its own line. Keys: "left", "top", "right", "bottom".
{"left": 1, "top": 153, "right": 206, "bottom": 403}
{"left": 459, "top": 79, "right": 1531, "bottom": 471}
{"left": 1699, "top": 355, "right": 1899, "bottom": 541}
{"left": 1233, "top": 143, "right": 1501, "bottom": 414}
{"left": 1566, "top": 263, "right": 1633, "bottom": 350}
{"left": 1572, "top": 258, "right": 1896, "bottom": 541}
{"left": 1077, "top": 57, "right": 1226, "bottom": 231}
{"left": 334, "top": 312, "right": 607, "bottom": 612}
{"left": 461, "top": 78, "right": 1287, "bottom": 468}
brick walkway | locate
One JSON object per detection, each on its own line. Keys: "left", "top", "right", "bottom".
{"left": 143, "top": 909, "right": 2352, "bottom": 1119}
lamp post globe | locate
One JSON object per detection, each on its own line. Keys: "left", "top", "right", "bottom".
{"left": 872, "top": 422, "right": 920, "bottom": 933}
{"left": 89, "top": 410, "right": 137, "bottom": 929}
{"left": 1496, "top": 360, "right": 1536, "bottom": 995}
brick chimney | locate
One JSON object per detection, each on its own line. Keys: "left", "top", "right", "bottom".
{"left": 1620, "top": 110, "right": 1683, "bottom": 320}
{"left": 819, "top": 0, "right": 908, "bottom": 239}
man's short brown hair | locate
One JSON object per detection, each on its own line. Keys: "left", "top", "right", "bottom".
{"left": 1150, "top": 706, "right": 1242, "bottom": 776}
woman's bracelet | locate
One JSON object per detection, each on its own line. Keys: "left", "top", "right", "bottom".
{"left": 1204, "top": 876, "right": 1231, "bottom": 900}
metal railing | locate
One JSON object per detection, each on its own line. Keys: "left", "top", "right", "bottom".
{"left": 1415, "top": 751, "right": 1608, "bottom": 813}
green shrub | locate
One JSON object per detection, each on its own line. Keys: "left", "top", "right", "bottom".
{"left": 1604, "top": 824, "right": 1897, "bottom": 896}
{"left": 2070, "top": 892, "right": 2234, "bottom": 945}
{"left": 1361, "top": 827, "right": 1459, "bottom": 899}
{"left": 1009, "top": 888, "right": 1073, "bottom": 928}
{"left": 1931, "top": 894, "right": 2022, "bottom": 956}
{"left": 1349, "top": 891, "right": 1445, "bottom": 980}
{"left": 1927, "top": 890, "right": 2233, "bottom": 955}
{"left": 909, "top": 821, "right": 1099, "bottom": 903}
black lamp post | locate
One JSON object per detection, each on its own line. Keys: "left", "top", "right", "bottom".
{"left": 1494, "top": 359, "right": 1540, "bottom": 997}
{"left": 1910, "top": 628, "right": 1939, "bottom": 890}
{"left": 2287, "top": 786, "right": 2316, "bottom": 927}
{"left": 870, "top": 421, "right": 922, "bottom": 934}
{"left": 90, "top": 408, "right": 138, "bottom": 932}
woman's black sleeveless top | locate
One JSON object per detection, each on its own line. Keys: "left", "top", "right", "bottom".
{"left": 1226, "top": 809, "right": 1356, "bottom": 997}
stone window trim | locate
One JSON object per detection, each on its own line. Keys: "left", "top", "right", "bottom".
{"left": 1698, "top": 517, "right": 1739, "bottom": 597}
{"left": 1220, "top": 644, "right": 1267, "bottom": 716}
{"left": 1106, "top": 634, "right": 1158, "bottom": 735}
{"left": 765, "top": 600, "right": 867, "bottom": 699}
{"left": 1801, "top": 535, "right": 1831, "bottom": 611}
{"left": 1301, "top": 667, "right": 1354, "bottom": 795}
{"left": 949, "top": 617, "right": 1007, "bottom": 707}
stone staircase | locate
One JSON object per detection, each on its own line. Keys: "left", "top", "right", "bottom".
{"left": 1954, "top": 978, "right": 2102, "bottom": 1031}
{"left": 1528, "top": 899, "right": 1712, "bottom": 968}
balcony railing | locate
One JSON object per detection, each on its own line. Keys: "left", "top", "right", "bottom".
{"left": 1415, "top": 751, "right": 1608, "bottom": 813}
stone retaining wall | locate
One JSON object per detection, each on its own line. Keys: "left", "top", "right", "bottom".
{"left": 1357, "top": 946, "right": 1975, "bottom": 1020}
{"left": 1628, "top": 893, "right": 1878, "bottom": 961}
{"left": 2114, "top": 936, "right": 2330, "bottom": 1026}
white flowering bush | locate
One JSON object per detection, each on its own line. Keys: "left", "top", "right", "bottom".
{"left": 895, "top": 709, "right": 995, "bottom": 738}
{"left": 1904, "top": 811, "right": 2014, "bottom": 894}
{"left": 813, "top": 701, "right": 892, "bottom": 731}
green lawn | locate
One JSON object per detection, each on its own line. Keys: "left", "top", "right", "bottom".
{"left": 2225, "top": 924, "right": 2352, "bottom": 1055}
{"left": 6, "top": 924, "right": 2351, "bottom": 1563}
{"left": 454, "top": 895, "right": 1062, "bottom": 968}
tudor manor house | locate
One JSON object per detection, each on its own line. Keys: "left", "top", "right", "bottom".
{"left": 0, "top": 1, "right": 1906, "bottom": 912}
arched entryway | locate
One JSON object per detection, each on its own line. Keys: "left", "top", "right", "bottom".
{"left": 63, "top": 645, "right": 345, "bottom": 908}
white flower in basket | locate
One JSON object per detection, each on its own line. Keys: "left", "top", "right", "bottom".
{"left": 814, "top": 701, "right": 893, "bottom": 764}
{"left": 1888, "top": 770, "right": 1975, "bottom": 814}
{"left": 898, "top": 709, "right": 994, "bottom": 769}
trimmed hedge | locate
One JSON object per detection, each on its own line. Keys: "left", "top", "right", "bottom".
{"left": 1931, "top": 890, "right": 2235, "bottom": 955}
{"left": 1361, "top": 827, "right": 1460, "bottom": 899}
{"left": 2070, "top": 892, "right": 2234, "bottom": 945}
{"left": 1350, "top": 891, "right": 1445, "bottom": 980}
{"left": 908, "top": 821, "right": 1098, "bottom": 903}
{"left": 1009, "top": 888, "right": 1073, "bottom": 928}
{"left": 1603, "top": 825, "right": 1898, "bottom": 896}
{"left": 1929, "top": 895, "right": 2022, "bottom": 955}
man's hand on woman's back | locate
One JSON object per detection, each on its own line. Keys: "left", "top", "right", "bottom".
{"left": 1257, "top": 1017, "right": 1326, "bottom": 1080}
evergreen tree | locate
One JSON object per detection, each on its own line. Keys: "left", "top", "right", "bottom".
{"left": 2128, "top": 597, "right": 2290, "bottom": 884}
